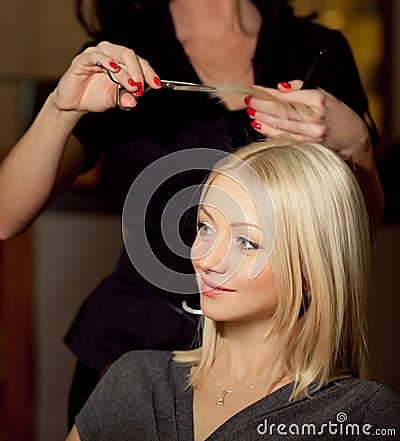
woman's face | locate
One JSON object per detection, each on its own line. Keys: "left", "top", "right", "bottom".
{"left": 191, "top": 173, "right": 277, "bottom": 322}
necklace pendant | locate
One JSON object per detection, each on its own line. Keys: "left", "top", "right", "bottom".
{"left": 216, "top": 389, "right": 227, "bottom": 406}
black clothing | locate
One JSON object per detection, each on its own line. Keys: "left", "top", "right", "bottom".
{"left": 65, "top": 3, "right": 378, "bottom": 420}
{"left": 76, "top": 350, "right": 400, "bottom": 440}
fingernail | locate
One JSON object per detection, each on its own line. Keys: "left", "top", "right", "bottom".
{"left": 128, "top": 79, "right": 142, "bottom": 95}
{"left": 246, "top": 108, "right": 256, "bottom": 117}
{"left": 279, "top": 82, "right": 291, "bottom": 89}
{"left": 134, "top": 82, "right": 143, "bottom": 96}
{"left": 244, "top": 96, "right": 251, "bottom": 105}
{"left": 109, "top": 61, "right": 119, "bottom": 70}
{"left": 251, "top": 121, "right": 262, "bottom": 130}
{"left": 153, "top": 77, "right": 162, "bottom": 87}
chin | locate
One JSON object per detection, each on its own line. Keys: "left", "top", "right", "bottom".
{"left": 200, "top": 303, "right": 247, "bottom": 323}
{"left": 200, "top": 299, "right": 229, "bottom": 322}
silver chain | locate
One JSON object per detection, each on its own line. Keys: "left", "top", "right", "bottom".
{"left": 211, "top": 367, "right": 290, "bottom": 406}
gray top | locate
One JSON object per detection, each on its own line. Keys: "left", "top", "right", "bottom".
{"left": 76, "top": 350, "right": 400, "bottom": 440}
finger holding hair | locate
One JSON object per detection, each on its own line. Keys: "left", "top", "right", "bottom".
{"left": 248, "top": 85, "right": 325, "bottom": 131}
{"left": 276, "top": 80, "right": 303, "bottom": 92}
{"left": 248, "top": 109, "right": 326, "bottom": 140}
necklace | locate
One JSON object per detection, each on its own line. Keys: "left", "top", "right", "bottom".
{"left": 188, "top": 56, "right": 253, "bottom": 84}
{"left": 211, "top": 367, "right": 290, "bottom": 406}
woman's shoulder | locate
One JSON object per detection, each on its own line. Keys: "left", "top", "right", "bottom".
{"left": 96, "top": 350, "right": 191, "bottom": 409}
{"left": 286, "top": 15, "right": 349, "bottom": 50}
{"left": 323, "top": 377, "right": 400, "bottom": 424}
{"left": 109, "top": 349, "right": 175, "bottom": 377}
{"left": 105, "top": 349, "right": 191, "bottom": 384}
{"left": 337, "top": 378, "right": 400, "bottom": 432}
{"left": 320, "top": 377, "right": 400, "bottom": 404}
{"left": 332, "top": 377, "right": 399, "bottom": 397}
{"left": 352, "top": 378, "right": 400, "bottom": 408}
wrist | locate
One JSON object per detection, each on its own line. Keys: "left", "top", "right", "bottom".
{"left": 33, "top": 92, "right": 86, "bottom": 137}
{"left": 337, "top": 117, "right": 375, "bottom": 173}
{"left": 48, "top": 91, "right": 87, "bottom": 122}
{"left": 353, "top": 123, "right": 376, "bottom": 172}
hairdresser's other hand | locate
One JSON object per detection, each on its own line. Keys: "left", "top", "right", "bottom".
{"left": 246, "top": 81, "right": 374, "bottom": 171}
{"left": 52, "top": 41, "right": 162, "bottom": 114}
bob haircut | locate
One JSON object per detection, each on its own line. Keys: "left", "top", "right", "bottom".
{"left": 174, "top": 138, "right": 371, "bottom": 401}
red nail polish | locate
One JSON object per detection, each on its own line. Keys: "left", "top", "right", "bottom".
{"left": 128, "top": 79, "right": 136, "bottom": 87}
{"left": 244, "top": 96, "right": 251, "bottom": 105}
{"left": 279, "top": 82, "right": 291, "bottom": 89}
{"left": 251, "top": 121, "right": 262, "bottom": 130}
{"left": 109, "top": 61, "right": 119, "bottom": 70}
{"left": 153, "top": 77, "right": 162, "bottom": 87}
{"left": 134, "top": 82, "right": 143, "bottom": 96}
{"left": 246, "top": 108, "right": 256, "bottom": 117}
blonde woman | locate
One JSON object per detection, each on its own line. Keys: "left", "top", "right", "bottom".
{"left": 0, "top": 1, "right": 384, "bottom": 424}
{"left": 67, "top": 139, "right": 399, "bottom": 441}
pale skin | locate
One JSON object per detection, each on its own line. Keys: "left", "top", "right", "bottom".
{"left": 0, "top": 0, "right": 383, "bottom": 240}
{"left": 191, "top": 175, "right": 291, "bottom": 440}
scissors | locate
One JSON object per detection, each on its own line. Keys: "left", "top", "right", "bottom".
{"left": 97, "top": 62, "right": 217, "bottom": 110}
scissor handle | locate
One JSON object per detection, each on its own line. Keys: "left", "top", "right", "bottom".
{"left": 107, "top": 69, "right": 122, "bottom": 85}
{"left": 116, "top": 84, "right": 134, "bottom": 111}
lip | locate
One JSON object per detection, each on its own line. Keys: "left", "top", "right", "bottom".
{"left": 201, "top": 277, "right": 235, "bottom": 298}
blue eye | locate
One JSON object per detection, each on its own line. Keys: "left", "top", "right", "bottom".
{"left": 197, "top": 222, "right": 215, "bottom": 236}
{"left": 237, "top": 236, "right": 259, "bottom": 250}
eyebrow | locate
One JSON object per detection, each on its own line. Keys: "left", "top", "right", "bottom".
{"left": 199, "top": 206, "right": 262, "bottom": 230}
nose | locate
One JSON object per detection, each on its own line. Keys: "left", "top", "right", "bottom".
{"left": 191, "top": 235, "right": 229, "bottom": 274}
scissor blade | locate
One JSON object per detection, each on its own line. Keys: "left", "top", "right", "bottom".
{"left": 160, "top": 80, "right": 217, "bottom": 92}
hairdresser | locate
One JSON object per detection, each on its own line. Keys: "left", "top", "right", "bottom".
{"left": 0, "top": 0, "right": 383, "bottom": 427}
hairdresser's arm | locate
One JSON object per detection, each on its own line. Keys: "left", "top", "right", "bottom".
{"left": 246, "top": 82, "right": 384, "bottom": 233}
{"left": 66, "top": 425, "right": 81, "bottom": 441}
{"left": 0, "top": 42, "right": 160, "bottom": 239}
{"left": 0, "top": 97, "right": 87, "bottom": 239}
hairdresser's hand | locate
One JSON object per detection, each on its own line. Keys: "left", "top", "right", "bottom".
{"left": 52, "top": 41, "right": 162, "bottom": 114}
{"left": 246, "top": 81, "right": 373, "bottom": 170}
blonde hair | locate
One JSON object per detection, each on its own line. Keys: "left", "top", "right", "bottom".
{"left": 174, "top": 138, "right": 370, "bottom": 401}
